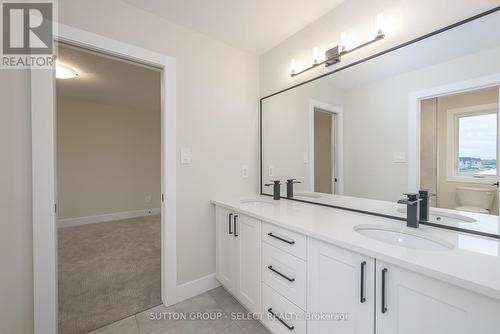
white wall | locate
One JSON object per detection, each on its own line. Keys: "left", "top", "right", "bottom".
{"left": 260, "top": 0, "right": 496, "bottom": 96}
{"left": 0, "top": 1, "right": 259, "bottom": 333}
{"left": 57, "top": 98, "right": 161, "bottom": 219}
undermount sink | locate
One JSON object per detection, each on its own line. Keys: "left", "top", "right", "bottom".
{"left": 240, "top": 199, "right": 277, "bottom": 207}
{"left": 354, "top": 224, "right": 453, "bottom": 251}
{"left": 397, "top": 208, "right": 476, "bottom": 224}
{"left": 294, "top": 192, "right": 323, "bottom": 198}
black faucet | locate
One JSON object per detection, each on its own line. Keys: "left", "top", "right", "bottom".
{"left": 397, "top": 193, "right": 422, "bottom": 228}
{"left": 418, "top": 190, "right": 436, "bottom": 222}
{"left": 265, "top": 180, "right": 282, "bottom": 200}
{"left": 286, "top": 179, "right": 301, "bottom": 198}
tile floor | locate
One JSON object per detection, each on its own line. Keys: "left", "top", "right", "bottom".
{"left": 88, "top": 287, "right": 270, "bottom": 334}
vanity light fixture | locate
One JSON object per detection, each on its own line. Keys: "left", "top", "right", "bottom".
{"left": 290, "top": 13, "right": 386, "bottom": 77}
{"left": 56, "top": 61, "right": 78, "bottom": 79}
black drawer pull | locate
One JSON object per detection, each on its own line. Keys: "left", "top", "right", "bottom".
{"left": 381, "top": 268, "right": 388, "bottom": 313}
{"left": 233, "top": 215, "right": 239, "bottom": 237}
{"left": 268, "top": 232, "right": 295, "bottom": 245}
{"left": 268, "top": 308, "right": 295, "bottom": 331}
{"left": 228, "top": 213, "right": 233, "bottom": 235}
{"left": 268, "top": 265, "right": 295, "bottom": 282}
{"left": 360, "top": 261, "right": 366, "bottom": 303}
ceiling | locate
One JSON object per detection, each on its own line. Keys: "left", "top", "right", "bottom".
{"left": 121, "top": 0, "right": 345, "bottom": 54}
{"left": 56, "top": 44, "right": 161, "bottom": 111}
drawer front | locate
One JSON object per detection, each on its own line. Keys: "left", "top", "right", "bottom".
{"left": 262, "top": 283, "right": 306, "bottom": 334}
{"left": 262, "top": 223, "right": 306, "bottom": 260}
{"left": 262, "top": 242, "right": 307, "bottom": 310}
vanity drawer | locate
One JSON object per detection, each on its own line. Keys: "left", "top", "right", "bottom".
{"left": 262, "top": 223, "right": 306, "bottom": 260}
{"left": 262, "top": 283, "right": 306, "bottom": 334}
{"left": 262, "top": 242, "right": 307, "bottom": 310}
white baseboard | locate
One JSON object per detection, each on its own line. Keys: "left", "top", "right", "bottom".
{"left": 174, "top": 273, "right": 221, "bottom": 303}
{"left": 57, "top": 208, "right": 161, "bottom": 228}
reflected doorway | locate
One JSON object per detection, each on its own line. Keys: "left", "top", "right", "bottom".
{"left": 312, "top": 107, "right": 337, "bottom": 194}
{"left": 420, "top": 86, "right": 500, "bottom": 215}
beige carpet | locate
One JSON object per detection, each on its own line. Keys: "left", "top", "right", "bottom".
{"left": 58, "top": 215, "right": 161, "bottom": 334}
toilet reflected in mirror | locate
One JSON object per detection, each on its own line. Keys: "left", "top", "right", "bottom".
{"left": 456, "top": 186, "right": 496, "bottom": 214}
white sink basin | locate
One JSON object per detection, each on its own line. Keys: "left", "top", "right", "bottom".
{"left": 354, "top": 224, "right": 453, "bottom": 251}
{"left": 240, "top": 199, "right": 277, "bottom": 207}
{"left": 397, "top": 208, "right": 476, "bottom": 224}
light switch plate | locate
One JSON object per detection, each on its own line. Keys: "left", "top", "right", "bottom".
{"left": 181, "top": 148, "right": 191, "bottom": 164}
{"left": 241, "top": 165, "right": 249, "bottom": 178}
{"left": 393, "top": 151, "right": 407, "bottom": 163}
{"left": 268, "top": 165, "right": 274, "bottom": 177}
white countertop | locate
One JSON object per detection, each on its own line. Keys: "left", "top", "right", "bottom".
{"left": 212, "top": 196, "right": 500, "bottom": 301}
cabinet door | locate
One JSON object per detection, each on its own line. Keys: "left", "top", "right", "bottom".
{"left": 376, "top": 261, "right": 500, "bottom": 334}
{"left": 235, "top": 213, "right": 262, "bottom": 313}
{"left": 215, "top": 206, "right": 237, "bottom": 294}
{"left": 308, "top": 239, "right": 374, "bottom": 334}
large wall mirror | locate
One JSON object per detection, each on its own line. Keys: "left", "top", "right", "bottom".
{"left": 261, "top": 8, "right": 500, "bottom": 237}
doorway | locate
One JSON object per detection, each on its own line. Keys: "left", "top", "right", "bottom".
{"left": 31, "top": 24, "right": 177, "bottom": 334}
{"left": 309, "top": 100, "right": 343, "bottom": 195}
{"left": 55, "top": 43, "right": 162, "bottom": 333}
{"left": 420, "top": 86, "right": 500, "bottom": 215}
{"left": 313, "top": 108, "right": 336, "bottom": 194}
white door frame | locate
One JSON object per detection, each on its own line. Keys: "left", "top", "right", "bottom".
{"left": 308, "top": 99, "right": 344, "bottom": 194}
{"left": 31, "top": 23, "right": 177, "bottom": 334}
{"left": 407, "top": 73, "right": 500, "bottom": 193}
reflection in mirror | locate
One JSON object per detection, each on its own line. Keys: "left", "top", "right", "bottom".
{"left": 420, "top": 87, "right": 499, "bottom": 215}
{"left": 261, "top": 10, "right": 500, "bottom": 234}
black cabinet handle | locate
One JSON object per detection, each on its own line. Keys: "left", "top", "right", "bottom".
{"left": 381, "top": 268, "right": 388, "bottom": 314}
{"left": 228, "top": 213, "right": 233, "bottom": 235}
{"left": 360, "top": 261, "right": 366, "bottom": 303}
{"left": 268, "top": 308, "right": 295, "bottom": 331}
{"left": 233, "top": 215, "right": 239, "bottom": 237}
{"left": 268, "top": 265, "right": 295, "bottom": 282}
{"left": 268, "top": 232, "right": 295, "bottom": 245}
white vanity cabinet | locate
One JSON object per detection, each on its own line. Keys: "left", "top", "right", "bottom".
{"left": 308, "top": 238, "right": 375, "bottom": 334}
{"left": 375, "top": 261, "right": 500, "bottom": 334}
{"left": 215, "top": 206, "right": 262, "bottom": 313}
{"left": 213, "top": 201, "right": 500, "bottom": 334}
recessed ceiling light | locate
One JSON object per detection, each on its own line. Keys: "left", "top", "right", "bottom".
{"left": 56, "top": 62, "right": 78, "bottom": 79}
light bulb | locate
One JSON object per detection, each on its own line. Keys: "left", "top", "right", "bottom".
{"left": 339, "top": 32, "right": 348, "bottom": 52}
{"left": 56, "top": 62, "right": 78, "bottom": 79}
{"left": 312, "top": 47, "right": 319, "bottom": 65}
{"left": 376, "top": 13, "right": 385, "bottom": 37}
{"left": 290, "top": 59, "right": 296, "bottom": 75}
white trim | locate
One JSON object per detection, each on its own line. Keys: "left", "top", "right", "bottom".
{"left": 57, "top": 208, "right": 161, "bottom": 228}
{"left": 308, "top": 100, "right": 344, "bottom": 195}
{"left": 445, "top": 103, "right": 499, "bottom": 183}
{"left": 31, "top": 23, "right": 177, "bottom": 334}
{"left": 31, "top": 60, "right": 57, "bottom": 334}
{"left": 175, "top": 273, "right": 221, "bottom": 302}
{"left": 408, "top": 73, "right": 500, "bottom": 192}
